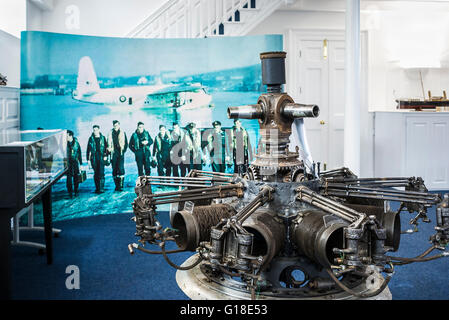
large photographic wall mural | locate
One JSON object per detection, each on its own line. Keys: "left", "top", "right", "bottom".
{"left": 20, "top": 31, "right": 283, "bottom": 221}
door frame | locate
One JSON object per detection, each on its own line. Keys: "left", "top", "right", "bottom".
{"left": 283, "top": 28, "right": 373, "bottom": 177}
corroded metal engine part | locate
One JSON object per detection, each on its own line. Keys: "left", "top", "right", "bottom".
{"left": 345, "top": 203, "right": 401, "bottom": 251}
{"left": 228, "top": 52, "right": 319, "bottom": 181}
{"left": 432, "top": 193, "right": 449, "bottom": 245}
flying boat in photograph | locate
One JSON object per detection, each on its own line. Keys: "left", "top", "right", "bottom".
{"left": 72, "top": 56, "right": 213, "bottom": 110}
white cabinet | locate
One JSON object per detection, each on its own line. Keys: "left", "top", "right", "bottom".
{"left": 0, "top": 87, "right": 20, "bottom": 145}
{"left": 374, "top": 111, "right": 449, "bottom": 190}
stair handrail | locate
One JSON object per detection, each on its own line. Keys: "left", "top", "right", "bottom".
{"left": 127, "top": 0, "right": 279, "bottom": 38}
{"left": 126, "top": 0, "right": 179, "bottom": 38}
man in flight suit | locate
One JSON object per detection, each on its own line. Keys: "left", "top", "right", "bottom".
{"left": 207, "top": 121, "right": 229, "bottom": 173}
{"left": 107, "top": 120, "right": 128, "bottom": 191}
{"left": 86, "top": 125, "right": 108, "bottom": 193}
{"left": 153, "top": 125, "right": 172, "bottom": 176}
{"left": 129, "top": 121, "right": 154, "bottom": 177}
{"left": 66, "top": 130, "right": 82, "bottom": 197}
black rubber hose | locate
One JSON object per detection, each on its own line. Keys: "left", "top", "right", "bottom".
{"left": 326, "top": 269, "right": 391, "bottom": 299}
{"left": 389, "top": 246, "right": 436, "bottom": 266}
{"left": 135, "top": 245, "right": 185, "bottom": 255}
{"left": 389, "top": 253, "right": 445, "bottom": 263}
{"left": 160, "top": 242, "right": 203, "bottom": 271}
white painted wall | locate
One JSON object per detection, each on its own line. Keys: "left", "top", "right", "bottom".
{"left": 0, "top": 0, "right": 26, "bottom": 38}
{"left": 26, "top": 0, "right": 43, "bottom": 31}
{"left": 27, "top": 0, "right": 168, "bottom": 37}
{"left": 248, "top": 10, "right": 345, "bottom": 35}
{"left": 0, "top": 30, "right": 21, "bottom": 88}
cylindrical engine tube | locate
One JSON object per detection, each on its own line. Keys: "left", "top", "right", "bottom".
{"left": 282, "top": 103, "right": 320, "bottom": 119}
{"left": 260, "top": 51, "right": 286, "bottom": 92}
{"left": 227, "top": 104, "right": 264, "bottom": 120}
{"left": 293, "top": 210, "right": 347, "bottom": 267}
{"left": 242, "top": 209, "right": 285, "bottom": 268}
{"left": 172, "top": 204, "right": 236, "bottom": 251}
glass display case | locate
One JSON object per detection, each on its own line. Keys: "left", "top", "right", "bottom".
{"left": 0, "top": 129, "right": 67, "bottom": 208}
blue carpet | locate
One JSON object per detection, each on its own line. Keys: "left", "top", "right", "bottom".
{"left": 10, "top": 202, "right": 449, "bottom": 300}
{"left": 11, "top": 211, "right": 190, "bottom": 300}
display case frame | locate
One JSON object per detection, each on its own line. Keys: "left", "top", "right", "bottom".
{"left": 0, "top": 129, "right": 67, "bottom": 209}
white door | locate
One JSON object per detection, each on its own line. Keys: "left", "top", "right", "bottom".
{"left": 287, "top": 30, "right": 359, "bottom": 172}
{"left": 295, "top": 39, "right": 329, "bottom": 166}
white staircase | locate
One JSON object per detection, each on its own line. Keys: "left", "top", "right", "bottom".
{"left": 127, "top": 0, "right": 288, "bottom": 38}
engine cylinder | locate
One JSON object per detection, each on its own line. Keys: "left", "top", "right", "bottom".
{"left": 345, "top": 203, "right": 401, "bottom": 251}
{"left": 293, "top": 210, "right": 347, "bottom": 267}
{"left": 172, "top": 204, "right": 236, "bottom": 251}
{"left": 242, "top": 209, "right": 285, "bottom": 268}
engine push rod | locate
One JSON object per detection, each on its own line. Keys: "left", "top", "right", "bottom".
{"left": 143, "top": 176, "right": 233, "bottom": 187}
{"left": 296, "top": 186, "right": 366, "bottom": 226}
{"left": 323, "top": 186, "right": 440, "bottom": 205}
{"left": 146, "top": 184, "right": 244, "bottom": 205}
{"left": 233, "top": 185, "right": 274, "bottom": 224}
{"left": 324, "top": 177, "right": 411, "bottom": 183}
{"left": 189, "top": 170, "right": 235, "bottom": 178}
{"left": 325, "top": 181, "right": 411, "bottom": 188}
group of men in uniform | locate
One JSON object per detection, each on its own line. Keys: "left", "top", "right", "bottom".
{"left": 65, "top": 119, "right": 252, "bottom": 196}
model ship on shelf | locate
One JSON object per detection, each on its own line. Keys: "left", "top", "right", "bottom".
{"left": 397, "top": 90, "right": 449, "bottom": 111}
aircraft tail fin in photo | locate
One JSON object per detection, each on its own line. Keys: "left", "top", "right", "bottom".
{"left": 76, "top": 56, "right": 100, "bottom": 97}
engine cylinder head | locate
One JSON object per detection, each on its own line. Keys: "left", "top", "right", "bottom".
{"left": 293, "top": 210, "right": 347, "bottom": 267}
{"left": 172, "top": 204, "right": 236, "bottom": 251}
